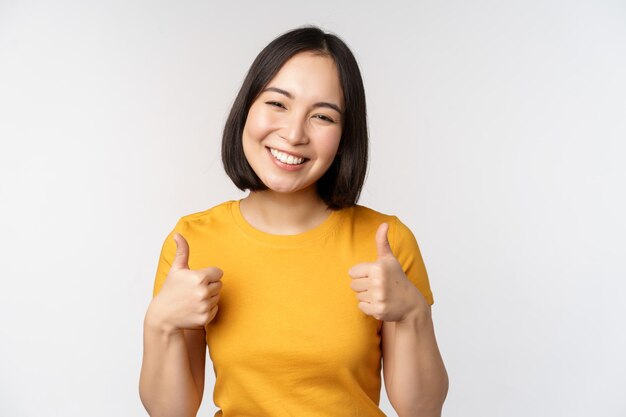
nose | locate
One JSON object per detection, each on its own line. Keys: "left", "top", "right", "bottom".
{"left": 279, "top": 112, "right": 309, "bottom": 145}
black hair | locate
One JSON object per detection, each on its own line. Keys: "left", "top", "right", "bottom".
{"left": 221, "top": 25, "right": 368, "bottom": 210}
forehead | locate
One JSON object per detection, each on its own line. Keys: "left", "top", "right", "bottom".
{"left": 265, "top": 52, "right": 344, "bottom": 106}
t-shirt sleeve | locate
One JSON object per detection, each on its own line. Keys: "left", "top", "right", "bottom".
{"left": 390, "top": 216, "right": 435, "bottom": 306}
{"left": 152, "top": 219, "right": 185, "bottom": 298}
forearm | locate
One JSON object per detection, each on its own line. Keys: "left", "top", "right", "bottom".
{"left": 139, "top": 304, "right": 201, "bottom": 417}
{"left": 388, "top": 305, "right": 448, "bottom": 417}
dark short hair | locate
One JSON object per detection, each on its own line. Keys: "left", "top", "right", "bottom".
{"left": 221, "top": 25, "right": 368, "bottom": 210}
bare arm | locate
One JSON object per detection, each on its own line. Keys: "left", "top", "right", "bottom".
{"left": 383, "top": 299, "right": 448, "bottom": 417}
{"left": 139, "top": 302, "right": 207, "bottom": 417}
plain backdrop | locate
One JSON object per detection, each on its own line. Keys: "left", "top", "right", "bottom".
{"left": 1, "top": 0, "right": 625, "bottom": 416}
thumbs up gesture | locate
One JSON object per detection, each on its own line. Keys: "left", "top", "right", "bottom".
{"left": 150, "top": 232, "right": 223, "bottom": 332}
{"left": 348, "top": 223, "right": 427, "bottom": 323}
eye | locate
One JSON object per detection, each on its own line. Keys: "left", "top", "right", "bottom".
{"left": 265, "top": 101, "right": 286, "bottom": 109}
{"left": 314, "top": 114, "right": 336, "bottom": 123}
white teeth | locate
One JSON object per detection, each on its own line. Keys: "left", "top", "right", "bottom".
{"left": 269, "top": 148, "right": 305, "bottom": 165}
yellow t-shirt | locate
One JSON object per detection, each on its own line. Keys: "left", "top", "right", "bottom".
{"left": 152, "top": 199, "right": 434, "bottom": 416}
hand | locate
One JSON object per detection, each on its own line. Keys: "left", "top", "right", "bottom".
{"left": 348, "top": 222, "right": 427, "bottom": 322}
{"left": 150, "top": 232, "right": 223, "bottom": 331}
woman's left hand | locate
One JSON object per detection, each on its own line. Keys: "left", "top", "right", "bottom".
{"left": 348, "top": 222, "right": 428, "bottom": 323}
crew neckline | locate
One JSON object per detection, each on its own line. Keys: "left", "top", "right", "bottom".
{"left": 229, "top": 199, "right": 345, "bottom": 248}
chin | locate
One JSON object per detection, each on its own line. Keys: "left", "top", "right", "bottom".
{"left": 261, "top": 179, "right": 314, "bottom": 194}
{"left": 265, "top": 185, "right": 303, "bottom": 194}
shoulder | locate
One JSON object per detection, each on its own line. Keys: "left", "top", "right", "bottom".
{"left": 348, "top": 204, "right": 408, "bottom": 237}
{"left": 348, "top": 204, "right": 421, "bottom": 258}
{"left": 346, "top": 205, "right": 418, "bottom": 254}
{"left": 346, "top": 204, "right": 396, "bottom": 227}
{"left": 173, "top": 200, "right": 236, "bottom": 232}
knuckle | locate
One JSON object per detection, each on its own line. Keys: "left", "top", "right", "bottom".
{"left": 205, "top": 306, "right": 218, "bottom": 323}
{"left": 187, "top": 270, "right": 202, "bottom": 283}
{"left": 209, "top": 267, "right": 224, "bottom": 280}
{"left": 200, "top": 312, "right": 211, "bottom": 323}
{"left": 196, "top": 287, "right": 210, "bottom": 300}
{"left": 375, "top": 304, "right": 386, "bottom": 316}
{"left": 207, "top": 284, "right": 221, "bottom": 298}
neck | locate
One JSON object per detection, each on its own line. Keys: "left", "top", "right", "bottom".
{"left": 239, "top": 186, "right": 332, "bottom": 235}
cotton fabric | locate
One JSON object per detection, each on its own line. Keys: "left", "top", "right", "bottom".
{"left": 152, "top": 199, "right": 434, "bottom": 416}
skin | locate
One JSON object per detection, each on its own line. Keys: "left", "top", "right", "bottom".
{"left": 239, "top": 50, "right": 345, "bottom": 233}
{"left": 241, "top": 51, "right": 448, "bottom": 414}
{"left": 141, "top": 49, "right": 447, "bottom": 417}
{"left": 350, "top": 224, "right": 449, "bottom": 415}
{"left": 139, "top": 51, "right": 346, "bottom": 416}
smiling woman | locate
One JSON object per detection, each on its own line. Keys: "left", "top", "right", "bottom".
{"left": 241, "top": 51, "right": 344, "bottom": 196}
{"left": 139, "top": 25, "right": 448, "bottom": 417}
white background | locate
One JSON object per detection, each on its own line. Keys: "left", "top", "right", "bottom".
{"left": 1, "top": 0, "right": 625, "bottom": 416}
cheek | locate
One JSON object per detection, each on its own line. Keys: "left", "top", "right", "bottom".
{"left": 243, "top": 106, "right": 275, "bottom": 141}
{"left": 318, "top": 129, "right": 342, "bottom": 157}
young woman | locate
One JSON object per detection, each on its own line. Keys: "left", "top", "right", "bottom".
{"left": 140, "top": 25, "right": 448, "bottom": 417}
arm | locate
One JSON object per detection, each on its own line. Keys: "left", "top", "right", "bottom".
{"left": 382, "top": 295, "right": 449, "bottom": 417}
{"left": 139, "top": 300, "right": 207, "bottom": 417}
{"left": 348, "top": 219, "right": 447, "bottom": 415}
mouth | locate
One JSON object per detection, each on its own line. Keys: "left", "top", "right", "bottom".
{"left": 266, "top": 146, "right": 310, "bottom": 166}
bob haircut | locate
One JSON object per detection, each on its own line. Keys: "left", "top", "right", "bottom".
{"left": 221, "top": 25, "right": 368, "bottom": 210}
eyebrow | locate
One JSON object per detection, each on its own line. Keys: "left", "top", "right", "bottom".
{"left": 262, "top": 86, "right": 343, "bottom": 115}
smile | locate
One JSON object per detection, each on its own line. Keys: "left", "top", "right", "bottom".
{"left": 268, "top": 147, "right": 308, "bottom": 165}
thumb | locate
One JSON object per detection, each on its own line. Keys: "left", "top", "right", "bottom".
{"left": 171, "top": 232, "right": 190, "bottom": 270}
{"left": 375, "top": 222, "right": 393, "bottom": 259}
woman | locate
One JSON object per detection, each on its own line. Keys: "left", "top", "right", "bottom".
{"left": 140, "top": 25, "right": 448, "bottom": 417}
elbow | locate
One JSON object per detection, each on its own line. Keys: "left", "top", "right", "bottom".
{"left": 139, "top": 383, "right": 199, "bottom": 417}
{"left": 394, "top": 402, "right": 445, "bottom": 417}
{"left": 138, "top": 383, "right": 159, "bottom": 417}
{"left": 396, "top": 400, "right": 446, "bottom": 417}
{"left": 393, "top": 374, "right": 449, "bottom": 417}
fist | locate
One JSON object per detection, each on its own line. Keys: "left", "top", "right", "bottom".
{"left": 348, "top": 222, "right": 426, "bottom": 322}
{"left": 151, "top": 232, "right": 223, "bottom": 331}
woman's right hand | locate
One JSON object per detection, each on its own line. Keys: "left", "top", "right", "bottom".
{"left": 149, "top": 232, "right": 223, "bottom": 332}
